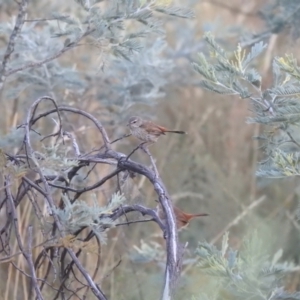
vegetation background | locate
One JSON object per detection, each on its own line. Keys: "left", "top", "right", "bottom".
{"left": 1, "top": 0, "right": 300, "bottom": 299}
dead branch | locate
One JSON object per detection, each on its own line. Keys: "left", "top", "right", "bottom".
{"left": 0, "top": 0, "right": 28, "bottom": 91}
{"left": 2, "top": 99, "right": 184, "bottom": 299}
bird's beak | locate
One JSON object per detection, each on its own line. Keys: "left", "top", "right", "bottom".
{"left": 126, "top": 123, "right": 129, "bottom": 126}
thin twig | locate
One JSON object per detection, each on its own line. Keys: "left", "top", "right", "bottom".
{"left": 29, "top": 104, "right": 111, "bottom": 149}
{"left": 110, "top": 133, "right": 131, "bottom": 145}
{"left": 82, "top": 236, "right": 102, "bottom": 299}
{"left": 286, "top": 211, "right": 300, "bottom": 231}
{"left": 24, "top": 16, "right": 70, "bottom": 22}
{"left": 115, "top": 218, "right": 155, "bottom": 226}
{"left": 140, "top": 145, "right": 159, "bottom": 178}
{"left": 26, "top": 226, "right": 44, "bottom": 300}
{"left": 0, "top": 0, "right": 28, "bottom": 90}
{"left": 209, "top": 196, "right": 266, "bottom": 244}
{"left": 63, "top": 131, "right": 81, "bottom": 156}
{"left": 203, "top": 0, "right": 258, "bottom": 17}
{"left": 108, "top": 204, "right": 165, "bottom": 232}
{"left": 101, "top": 259, "right": 122, "bottom": 282}
{"left": 48, "top": 168, "right": 122, "bottom": 201}
{"left": 286, "top": 131, "right": 300, "bottom": 148}
{"left": 24, "top": 99, "right": 108, "bottom": 300}
{"left": 125, "top": 142, "right": 146, "bottom": 160}
{"left": 5, "top": 177, "right": 43, "bottom": 300}
{"left": 5, "top": 27, "right": 95, "bottom": 77}
{"left": 113, "top": 151, "right": 181, "bottom": 298}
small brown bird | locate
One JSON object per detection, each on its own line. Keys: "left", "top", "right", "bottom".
{"left": 127, "top": 116, "right": 186, "bottom": 145}
{"left": 157, "top": 204, "right": 209, "bottom": 231}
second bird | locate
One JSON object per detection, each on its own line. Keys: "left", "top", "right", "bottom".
{"left": 157, "top": 204, "right": 209, "bottom": 231}
{"left": 127, "top": 116, "right": 186, "bottom": 145}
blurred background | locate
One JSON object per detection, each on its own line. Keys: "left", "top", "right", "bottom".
{"left": 1, "top": 0, "right": 300, "bottom": 299}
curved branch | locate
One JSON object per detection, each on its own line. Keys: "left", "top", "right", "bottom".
{"left": 109, "top": 204, "right": 165, "bottom": 232}
{"left": 5, "top": 176, "right": 43, "bottom": 300}
{"left": 15, "top": 101, "right": 183, "bottom": 298}
{"left": 0, "top": 0, "right": 28, "bottom": 90}
{"left": 24, "top": 98, "right": 108, "bottom": 300}
{"left": 29, "top": 105, "right": 111, "bottom": 149}
{"left": 5, "top": 27, "right": 95, "bottom": 77}
{"left": 48, "top": 168, "right": 122, "bottom": 201}
{"left": 108, "top": 151, "right": 183, "bottom": 298}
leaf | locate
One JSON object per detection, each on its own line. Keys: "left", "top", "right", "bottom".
{"left": 204, "top": 32, "right": 228, "bottom": 61}
{"left": 153, "top": 6, "right": 194, "bottom": 19}
{"left": 227, "top": 249, "right": 237, "bottom": 269}
{"left": 129, "top": 8, "right": 153, "bottom": 20}
{"left": 242, "top": 41, "right": 267, "bottom": 68}
{"left": 192, "top": 53, "right": 217, "bottom": 82}
{"left": 232, "top": 81, "right": 251, "bottom": 98}
{"left": 272, "top": 249, "right": 283, "bottom": 266}
{"left": 271, "top": 84, "right": 300, "bottom": 96}
{"left": 221, "top": 232, "right": 229, "bottom": 258}
{"left": 244, "top": 68, "right": 262, "bottom": 87}
{"left": 272, "top": 60, "right": 283, "bottom": 86}
{"left": 199, "top": 80, "right": 236, "bottom": 95}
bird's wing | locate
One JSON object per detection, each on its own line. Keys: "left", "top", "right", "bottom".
{"left": 140, "top": 121, "right": 167, "bottom": 135}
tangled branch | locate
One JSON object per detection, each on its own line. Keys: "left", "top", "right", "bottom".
{"left": 0, "top": 96, "right": 183, "bottom": 299}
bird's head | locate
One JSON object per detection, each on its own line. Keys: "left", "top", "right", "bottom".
{"left": 127, "top": 116, "right": 142, "bottom": 129}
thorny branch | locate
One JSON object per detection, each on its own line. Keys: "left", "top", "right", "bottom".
{"left": 0, "top": 98, "right": 183, "bottom": 299}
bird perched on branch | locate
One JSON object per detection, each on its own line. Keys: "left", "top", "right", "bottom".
{"left": 157, "top": 204, "right": 209, "bottom": 231}
{"left": 127, "top": 116, "right": 186, "bottom": 145}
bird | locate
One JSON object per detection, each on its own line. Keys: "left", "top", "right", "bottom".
{"left": 157, "top": 204, "right": 209, "bottom": 231}
{"left": 127, "top": 116, "right": 186, "bottom": 145}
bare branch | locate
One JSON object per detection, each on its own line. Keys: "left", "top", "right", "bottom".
{"left": 48, "top": 168, "right": 122, "bottom": 201}
{"left": 7, "top": 100, "right": 183, "bottom": 298}
{"left": 26, "top": 226, "right": 44, "bottom": 300}
{"left": 5, "top": 27, "right": 95, "bottom": 78}
{"left": 24, "top": 16, "right": 70, "bottom": 22}
{"left": 63, "top": 131, "right": 81, "bottom": 156}
{"left": 5, "top": 176, "right": 43, "bottom": 300}
{"left": 23, "top": 99, "right": 108, "bottom": 299}
{"left": 109, "top": 204, "right": 165, "bottom": 232}
{"left": 0, "top": 0, "right": 28, "bottom": 90}
{"left": 113, "top": 152, "right": 183, "bottom": 298}
{"left": 29, "top": 104, "right": 111, "bottom": 149}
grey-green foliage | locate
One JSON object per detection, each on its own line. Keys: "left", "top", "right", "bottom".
{"left": 192, "top": 32, "right": 300, "bottom": 178}
{"left": 192, "top": 32, "right": 266, "bottom": 97}
{"left": 194, "top": 232, "right": 299, "bottom": 300}
{"left": 0, "top": 0, "right": 194, "bottom": 121}
{"left": 100, "top": 38, "right": 173, "bottom": 111}
{"left": 53, "top": 192, "right": 126, "bottom": 243}
{"left": 129, "top": 239, "right": 166, "bottom": 263}
{"left": 0, "top": 128, "right": 26, "bottom": 149}
{"left": 1, "top": 20, "right": 85, "bottom": 101}
{"left": 260, "top": 0, "right": 300, "bottom": 39}
{"left": 241, "top": 0, "right": 300, "bottom": 47}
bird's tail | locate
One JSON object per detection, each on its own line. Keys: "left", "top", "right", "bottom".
{"left": 188, "top": 213, "right": 209, "bottom": 220}
{"left": 165, "top": 130, "right": 186, "bottom": 134}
